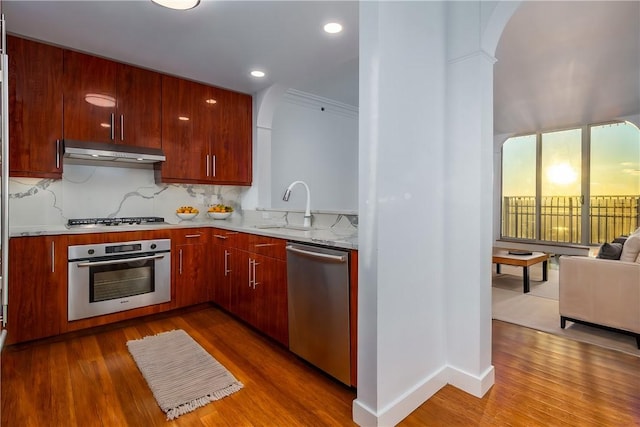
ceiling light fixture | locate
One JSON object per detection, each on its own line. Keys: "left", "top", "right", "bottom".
{"left": 151, "top": 0, "right": 200, "bottom": 11}
{"left": 251, "top": 70, "right": 265, "bottom": 78}
{"left": 324, "top": 22, "right": 343, "bottom": 34}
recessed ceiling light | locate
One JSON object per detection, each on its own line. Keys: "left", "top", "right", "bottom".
{"left": 251, "top": 70, "right": 266, "bottom": 78}
{"left": 151, "top": 0, "right": 200, "bottom": 10}
{"left": 324, "top": 22, "right": 343, "bottom": 34}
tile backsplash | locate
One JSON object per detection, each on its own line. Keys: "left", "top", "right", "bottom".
{"left": 9, "top": 164, "right": 248, "bottom": 227}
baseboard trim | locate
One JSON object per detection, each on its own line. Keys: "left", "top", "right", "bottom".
{"left": 448, "top": 364, "right": 495, "bottom": 398}
{"left": 352, "top": 364, "right": 495, "bottom": 426}
{"left": 352, "top": 366, "right": 448, "bottom": 426}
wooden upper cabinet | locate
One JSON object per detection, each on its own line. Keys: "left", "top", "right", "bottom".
{"left": 211, "top": 89, "right": 252, "bottom": 185}
{"left": 63, "top": 50, "right": 117, "bottom": 143}
{"left": 63, "top": 50, "right": 161, "bottom": 148}
{"left": 159, "top": 75, "right": 252, "bottom": 185}
{"left": 115, "top": 63, "right": 162, "bottom": 148}
{"left": 160, "top": 75, "right": 202, "bottom": 181}
{"left": 8, "top": 36, "right": 64, "bottom": 178}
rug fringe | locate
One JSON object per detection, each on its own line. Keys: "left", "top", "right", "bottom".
{"left": 165, "top": 381, "right": 244, "bottom": 420}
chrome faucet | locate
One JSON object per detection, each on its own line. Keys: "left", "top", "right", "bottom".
{"left": 283, "top": 180, "right": 312, "bottom": 228}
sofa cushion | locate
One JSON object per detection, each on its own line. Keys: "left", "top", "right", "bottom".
{"left": 612, "top": 235, "right": 628, "bottom": 245}
{"left": 597, "top": 242, "right": 623, "bottom": 260}
{"left": 620, "top": 233, "right": 640, "bottom": 262}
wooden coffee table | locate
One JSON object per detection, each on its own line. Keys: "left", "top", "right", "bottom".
{"left": 492, "top": 248, "right": 549, "bottom": 293}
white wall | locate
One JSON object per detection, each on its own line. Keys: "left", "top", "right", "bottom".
{"left": 270, "top": 90, "right": 358, "bottom": 212}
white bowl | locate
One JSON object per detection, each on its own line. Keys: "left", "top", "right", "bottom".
{"left": 176, "top": 212, "right": 198, "bottom": 220}
{"left": 208, "top": 211, "right": 232, "bottom": 220}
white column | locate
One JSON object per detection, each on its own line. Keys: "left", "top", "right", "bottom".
{"left": 443, "top": 27, "right": 497, "bottom": 398}
{"left": 354, "top": 2, "right": 450, "bottom": 425}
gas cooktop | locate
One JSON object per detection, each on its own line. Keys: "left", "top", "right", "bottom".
{"left": 66, "top": 216, "right": 166, "bottom": 228}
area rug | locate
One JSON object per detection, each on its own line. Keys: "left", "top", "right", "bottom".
{"left": 127, "top": 329, "right": 243, "bottom": 420}
{"left": 492, "top": 286, "right": 640, "bottom": 357}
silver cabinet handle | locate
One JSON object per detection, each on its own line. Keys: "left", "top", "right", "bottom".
{"left": 51, "top": 241, "right": 55, "bottom": 273}
{"left": 110, "top": 113, "right": 115, "bottom": 140}
{"left": 179, "top": 249, "right": 183, "bottom": 275}
{"left": 248, "top": 258, "right": 253, "bottom": 288}
{"left": 253, "top": 260, "right": 260, "bottom": 288}
{"left": 254, "top": 243, "right": 277, "bottom": 248}
{"left": 55, "top": 139, "right": 60, "bottom": 169}
{"left": 185, "top": 234, "right": 201, "bottom": 238}
{"left": 212, "top": 155, "right": 216, "bottom": 177}
{"left": 206, "top": 154, "right": 210, "bottom": 177}
{"left": 224, "top": 250, "right": 231, "bottom": 276}
{"left": 285, "top": 245, "right": 347, "bottom": 263}
{"left": 120, "top": 114, "right": 124, "bottom": 141}
{"left": 77, "top": 254, "right": 165, "bottom": 267}
{"left": 213, "top": 234, "right": 228, "bottom": 240}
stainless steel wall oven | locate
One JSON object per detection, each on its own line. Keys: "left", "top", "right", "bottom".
{"left": 68, "top": 239, "right": 171, "bottom": 321}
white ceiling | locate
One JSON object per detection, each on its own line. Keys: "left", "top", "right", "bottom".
{"left": 494, "top": 1, "right": 640, "bottom": 135}
{"left": 3, "top": 0, "right": 359, "bottom": 105}
{"left": 3, "top": 1, "right": 639, "bottom": 136}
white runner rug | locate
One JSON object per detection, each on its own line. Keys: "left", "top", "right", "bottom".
{"left": 127, "top": 329, "right": 243, "bottom": 420}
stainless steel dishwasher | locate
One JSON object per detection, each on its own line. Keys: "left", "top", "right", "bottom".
{"left": 286, "top": 242, "right": 351, "bottom": 385}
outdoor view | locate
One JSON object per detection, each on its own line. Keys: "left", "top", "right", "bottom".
{"left": 502, "top": 121, "right": 640, "bottom": 245}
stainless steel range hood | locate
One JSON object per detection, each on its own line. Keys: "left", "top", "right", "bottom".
{"left": 63, "top": 140, "right": 166, "bottom": 164}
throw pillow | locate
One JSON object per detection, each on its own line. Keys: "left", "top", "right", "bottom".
{"left": 620, "top": 233, "right": 640, "bottom": 262}
{"left": 596, "top": 242, "right": 623, "bottom": 260}
{"left": 612, "top": 235, "right": 628, "bottom": 245}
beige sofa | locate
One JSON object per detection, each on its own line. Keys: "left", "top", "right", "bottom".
{"left": 559, "top": 255, "right": 640, "bottom": 348}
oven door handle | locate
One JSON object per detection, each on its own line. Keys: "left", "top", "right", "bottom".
{"left": 75, "top": 254, "right": 166, "bottom": 267}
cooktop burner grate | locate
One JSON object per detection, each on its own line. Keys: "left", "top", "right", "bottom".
{"left": 66, "top": 216, "right": 166, "bottom": 228}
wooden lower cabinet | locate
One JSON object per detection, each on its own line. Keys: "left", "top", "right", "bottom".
{"left": 7, "top": 235, "right": 67, "bottom": 344}
{"left": 233, "top": 250, "right": 288, "bottom": 346}
{"left": 173, "top": 228, "right": 210, "bottom": 308}
{"left": 210, "top": 229, "right": 240, "bottom": 311}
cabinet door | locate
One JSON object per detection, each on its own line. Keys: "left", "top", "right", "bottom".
{"left": 160, "top": 76, "right": 204, "bottom": 181}
{"left": 63, "top": 50, "right": 117, "bottom": 143}
{"left": 8, "top": 36, "right": 63, "bottom": 178}
{"left": 231, "top": 250, "right": 258, "bottom": 327}
{"left": 252, "top": 253, "right": 288, "bottom": 346}
{"left": 173, "top": 229, "right": 209, "bottom": 308}
{"left": 116, "top": 64, "right": 162, "bottom": 148}
{"left": 211, "top": 89, "right": 252, "bottom": 185}
{"left": 7, "top": 235, "right": 67, "bottom": 344}
{"left": 175, "top": 242, "right": 209, "bottom": 308}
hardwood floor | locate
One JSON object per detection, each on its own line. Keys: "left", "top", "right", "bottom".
{"left": 2, "top": 307, "right": 639, "bottom": 426}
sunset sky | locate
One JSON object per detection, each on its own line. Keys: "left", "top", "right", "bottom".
{"left": 502, "top": 122, "right": 640, "bottom": 197}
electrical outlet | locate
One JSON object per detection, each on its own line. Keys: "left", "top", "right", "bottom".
{"left": 262, "top": 212, "right": 270, "bottom": 219}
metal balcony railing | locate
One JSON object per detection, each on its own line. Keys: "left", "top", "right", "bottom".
{"left": 502, "top": 195, "right": 640, "bottom": 245}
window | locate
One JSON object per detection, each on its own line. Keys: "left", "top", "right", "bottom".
{"left": 501, "top": 121, "right": 640, "bottom": 245}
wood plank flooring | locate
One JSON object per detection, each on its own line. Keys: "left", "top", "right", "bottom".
{"left": 2, "top": 306, "right": 639, "bottom": 426}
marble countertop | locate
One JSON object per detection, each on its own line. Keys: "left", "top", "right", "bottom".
{"left": 10, "top": 217, "right": 359, "bottom": 250}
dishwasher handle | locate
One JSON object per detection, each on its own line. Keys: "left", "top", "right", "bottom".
{"left": 286, "top": 245, "right": 347, "bottom": 263}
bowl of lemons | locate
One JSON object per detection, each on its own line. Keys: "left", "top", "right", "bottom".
{"left": 208, "top": 204, "right": 233, "bottom": 219}
{"left": 176, "top": 206, "right": 199, "bottom": 220}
